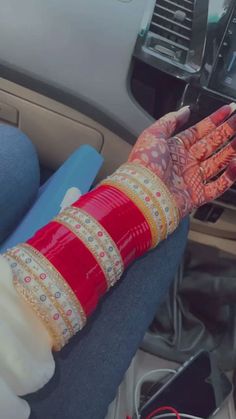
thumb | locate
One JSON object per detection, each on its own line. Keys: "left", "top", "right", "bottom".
{"left": 175, "top": 106, "right": 191, "bottom": 129}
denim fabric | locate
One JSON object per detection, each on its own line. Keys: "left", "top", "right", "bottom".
{"left": 0, "top": 125, "right": 40, "bottom": 243}
{"left": 26, "top": 219, "right": 189, "bottom": 419}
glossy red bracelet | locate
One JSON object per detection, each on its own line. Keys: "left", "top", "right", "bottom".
{"left": 27, "top": 221, "right": 107, "bottom": 316}
{"left": 75, "top": 185, "right": 152, "bottom": 267}
{"left": 27, "top": 184, "right": 151, "bottom": 315}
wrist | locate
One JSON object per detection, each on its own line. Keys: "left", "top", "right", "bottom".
{"left": 102, "top": 162, "right": 180, "bottom": 247}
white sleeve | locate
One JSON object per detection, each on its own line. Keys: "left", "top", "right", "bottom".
{"left": 0, "top": 377, "right": 30, "bottom": 419}
{"left": 0, "top": 255, "right": 56, "bottom": 418}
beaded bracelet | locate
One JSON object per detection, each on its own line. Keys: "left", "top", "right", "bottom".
{"left": 55, "top": 207, "right": 124, "bottom": 289}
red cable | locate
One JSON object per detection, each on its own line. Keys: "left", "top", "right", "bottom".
{"left": 145, "top": 405, "right": 181, "bottom": 419}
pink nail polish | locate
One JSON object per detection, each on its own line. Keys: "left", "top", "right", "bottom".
{"left": 229, "top": 102, "right": 236, "bottom": 114}
{"left": 176, "top": 106, "right": 190, "bottom": 115}
{"left": 176, "top": 106, "right": 190, "bottom": 126}
{"left": 227, "top": 113, "right": 236, "bottom": 130}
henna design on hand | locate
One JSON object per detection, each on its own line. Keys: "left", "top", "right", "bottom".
{"left": 129, "top": 104, "right": 236, "bottom": 217}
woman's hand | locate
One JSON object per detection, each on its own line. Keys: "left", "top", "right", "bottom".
{"left": 129, "top": 104, "right": 236, "bottom": 217}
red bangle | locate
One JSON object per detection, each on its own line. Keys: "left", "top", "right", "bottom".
{"left": 74, "top": 185, "right": 152, "bottom": 267}
{"left": 27, "top": 221, "right": 107, "bottom": 316}
{"left": 27, "top": 184, "right": 152, "bottom": 315}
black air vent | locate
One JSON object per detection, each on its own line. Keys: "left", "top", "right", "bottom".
{"left": 148, "top": 0, "right": 195, "bottom": 63}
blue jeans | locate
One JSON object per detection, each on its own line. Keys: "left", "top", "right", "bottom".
{"left": 0, "top": 126, "right": 189, "bottom": 419}
{"left": 0, "top": 125, "right": 40, "bottom": 243}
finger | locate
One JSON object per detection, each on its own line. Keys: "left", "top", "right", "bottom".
{"left": 200, "top": 138, "right": 236, "bottom": 180}
{"left": 146, "top": 106, "right": 190, "bottom": 140}
{"left": 176, "top": 103, "right": 236, "bottom": 150}
{"left": 204, "top": 159, "right": 236, "bottom": 201}
{"left": 190, "top": 113, "right": 236, "bottom": 161}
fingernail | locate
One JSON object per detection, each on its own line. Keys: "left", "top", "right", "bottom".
{"left": 229, "top": 102, "right": 236, "bottom": 113}
{"left": 227, "top": 113, "right": 236, "bottom": 130}
{"left": 176, "top": 105, "right": 190, "bottom": 116}
{"left": 189, "top": 103, "right": 199, "bottom": 113}
{"left": 176, "top": 106, "right": 190, "bottom": 125}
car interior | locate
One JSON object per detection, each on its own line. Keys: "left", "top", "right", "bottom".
{"left": 1, "top": 0, "right": 236, "bottom": 417}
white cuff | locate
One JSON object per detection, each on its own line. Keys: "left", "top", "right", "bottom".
{"left": 0, "top": 255, "right": 56, "bottom": 417}
{"left": 0, "top": 377, "right": 30, "bottom": 419}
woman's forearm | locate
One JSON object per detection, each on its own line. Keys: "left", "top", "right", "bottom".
{"left": 0, "top": 163, "right": 178, "bottom": 419}
{"left": 4, "top": 163, "right": 177, "bottom": 351}
{"left": 1, "top": 105, "right": 236, "bottom": 419}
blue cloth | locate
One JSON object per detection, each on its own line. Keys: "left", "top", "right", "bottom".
{"left": 0, "top": 125, "right": 40, "bottom": 243}
{"left": 1, "top": 145, "right": 103, "bottom": 251}
{"left": 26, "top": 219, "right": 189, "bottom": 419}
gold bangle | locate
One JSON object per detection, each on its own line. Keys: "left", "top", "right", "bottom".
{"left": 5, "top": 254, "right": 63, "bottom": 351}
{"left": 22, "top": 243, "right": 87, "bottom": 328}
{"left": 64, "top": 207, "right": 124, "bottom": 282}
{"left": 104, "top": 165, "right": 170, "bottom": 242}
{"left": 55, "top": 216, "right": 113, "bottom": 288}
{"left": 123, "top": 162, "right": 180, "bottom": 224}
{"left": 6, "top": 251, "right": 71, "bottom": 349}
{"left": 13, "top": 278, "right": 62, "bottom": 350}
{"left": 113, "top": 170, "right": 168, "bottom": 241}
{"left": 8, "top": 250, "right": 74, "bottom": 344}
{"left": 67, "top": 210, "right": 117, "bottom": 282}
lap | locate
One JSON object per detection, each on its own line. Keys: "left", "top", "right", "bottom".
{"left": 0, "top": 125, "right": 189, "bottom": 418}
{"left": 26, "top": 218, "right": 189, "bottom": 419}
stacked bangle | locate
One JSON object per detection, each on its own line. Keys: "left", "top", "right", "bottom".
{"left": 101, "top": 163, "right": 179, "bottom": 247}
{"left": 10, "top": 182, "right": 151, "bottom": 348}
{"left": 74, "top": 184, "right": 152, "bottom": 266}
{"left": 4, "top": 247, "right": 77, "bottom": 350}
{"left": 7, "top": 165, "right": 178, "bottom": 350}
{"left": 54, "top": 207, "right": 124, "bottom": 288}
{"left": 27, "top": 221, "right": 107, "bottom": 316}
{"left": 118, "top": 163, "right": 179, "bottom": 235}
